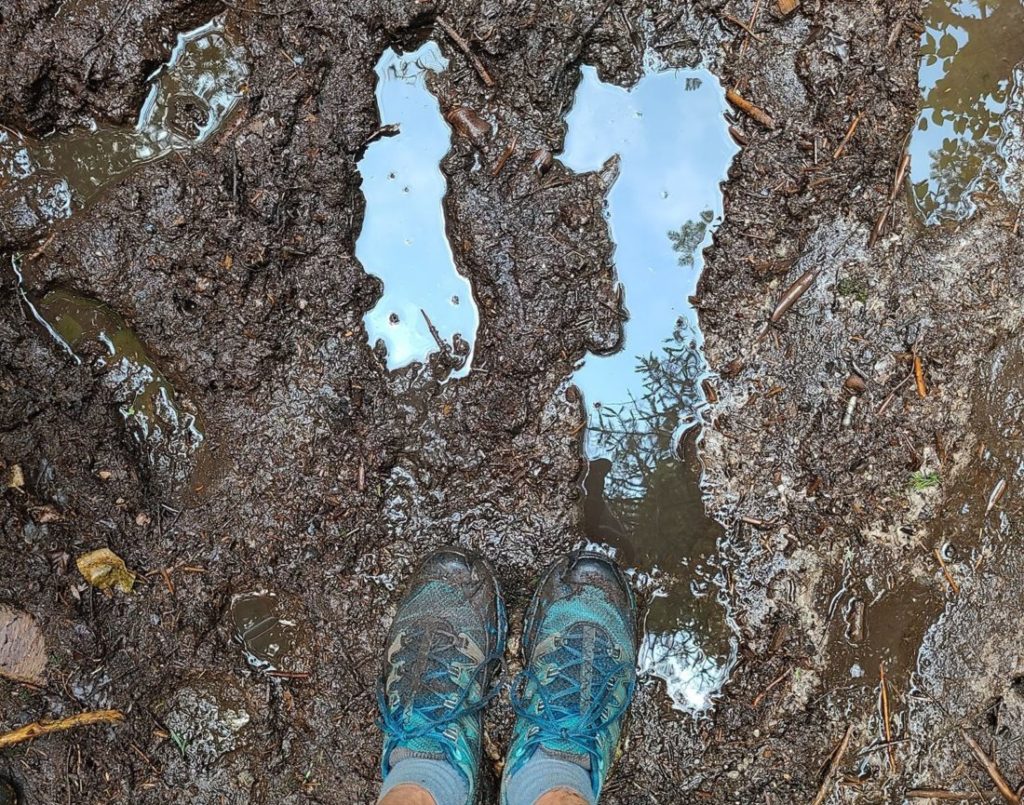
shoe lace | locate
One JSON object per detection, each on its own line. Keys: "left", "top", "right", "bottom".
{"left": 377, "top": 624, "right": 505, "bottom": 750}
{"left": 509, "top": 626, "right": 635, "bottom": 771}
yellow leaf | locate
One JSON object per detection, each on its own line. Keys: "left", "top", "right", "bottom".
{"left": 76, "top": 548, "right": 136, "bottom": 593}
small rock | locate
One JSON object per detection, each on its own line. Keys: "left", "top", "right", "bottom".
{"left": 446, "top": 106, "right": 492, "bottom": 146}
{"left": 0, "top": 605, "right": 46, "bottom": 685}
{"left": 96, "top": 469, "right": 113, "bottom": 481}
{"left": 135, "top": 512, "right": 151, "bottom": 527}
{"left": 844, "top": 373, "right": 867, "bottom": 395}
{"left": 529, "top": 148, "right": 553, "bottom": 175}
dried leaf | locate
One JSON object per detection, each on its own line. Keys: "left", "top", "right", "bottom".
{"left": 0, "top": 604, "right": 47, "bottom": 685}
{"left": 4, "top": 464, "right": 24, "bottom": 491}
{"left": 76, "top": 548, "right": 136, "bottom": 593}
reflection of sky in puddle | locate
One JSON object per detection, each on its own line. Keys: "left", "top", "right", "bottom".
{"left": 563, "top": 66, "right": 738, "bottom": 712}
{"left": 356, "top": 42, "right": 477, "bottom": 378}
{"left": 0, "top": 17, "right": 247, "bottom": 238}
{"left": 910, "top": 0, "right": 1024, "bottom": 222}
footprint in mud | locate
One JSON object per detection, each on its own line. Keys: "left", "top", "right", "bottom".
{"left": 355, "top": 41, "right": 478, "bottom": 378}
{"left": 0, "top": 17, "right": 247, "bottom": 247}
{"left": 30, "top": 286, "right": 207, "bottom": 501}
{"left": 230, "top": 592, "right": 310, "bottom": 675}
{"left": 563, "top": 62, "right": 739, "bottom": 712}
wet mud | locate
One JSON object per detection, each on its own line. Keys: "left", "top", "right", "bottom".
{"left": 3, "top": 0, "right": 1024, "bottom": 803}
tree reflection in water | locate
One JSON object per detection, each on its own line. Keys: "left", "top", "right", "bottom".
{"left": 911, "top": 0, "right": 1024, "bottom": 221}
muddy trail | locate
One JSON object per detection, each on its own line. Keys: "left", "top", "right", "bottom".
{"left": 3, "top": 0, "right": 1024, "bottom": 802}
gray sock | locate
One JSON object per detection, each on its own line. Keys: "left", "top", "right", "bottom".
{"left": 378, "top": 749, "right": 469, "bottom": 805}
{"left": 504, "top": 749, "right": 597, "bottom": 805}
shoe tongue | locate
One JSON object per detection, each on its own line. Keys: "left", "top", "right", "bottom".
{"left": 538, "top": 746, "right": 591, "bottom": 771}
{"left": 390, "top": 741, "right": 447, "bottom": 769}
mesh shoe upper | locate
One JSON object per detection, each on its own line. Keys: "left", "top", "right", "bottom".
{"left": 502, "top": 551, "right": 638, "bottom": 803}
{"left": 378, "top": 548, "right": 507, "bottom": 803}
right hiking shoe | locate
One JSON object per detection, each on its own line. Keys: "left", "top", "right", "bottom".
{"left": 378, "top": 548, "right": 507, "bottom": 803}
{"left": 502, "top": 550, "right": 638, "bottom": 803}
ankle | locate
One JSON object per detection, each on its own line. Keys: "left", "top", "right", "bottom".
{"left": 379, "top": 783, "right": 437, "bottom": 805}
{"left": 536, "top": 790, "right": 590, "bottom": 805}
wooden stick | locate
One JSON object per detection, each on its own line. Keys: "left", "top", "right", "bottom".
{"left": 961, "top": 730, "right": 1020, "bottom": 804}
{"left": 913, "top": 355, "right": 927, "bottom": 398}
{"left": 0, "top": 710, "right": 123, "bottom": 749}
{"left": 723, "top": 12, "right": 763, "bottom": 39}
{"left": 935, "top": 548, "right": 960, "bottom": 594}
{"left": 833, "top": 112, "right": 864, "bottom": 159}
{"left": 811, "top": 725, "right": 853, "bottom": 805}
{"left": 491, "top": 134, "right": 519, "bottom": 177}
{"left": 880, "top": 663, "right": 897, "bottom": 773}
{"left": 727, "top": 88, "right": 776, "bottom": 130}
{"left": 437, "top": 17, "right": 495, "bottom": 87}
{"left": 906, "top": 791, "right": 983, "bottom": 801}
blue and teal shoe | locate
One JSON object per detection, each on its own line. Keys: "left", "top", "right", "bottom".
{"left": 378, "top": 548, "right": 507, "bottom": 803}
{"left": 502, "top": 551, "right": 638, "bottom": 803}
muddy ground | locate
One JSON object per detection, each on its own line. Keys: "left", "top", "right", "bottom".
{"left": 3, "top": 0, "right": 1024, "bottom": 802}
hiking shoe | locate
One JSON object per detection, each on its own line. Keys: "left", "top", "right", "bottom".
{"left": 377, "top": 548, "right": 506, "bottom": 803}
{"left": 502, "top": 550, "right": 638, "bottom": 803}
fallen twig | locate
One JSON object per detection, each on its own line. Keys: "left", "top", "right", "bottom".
{"left": 913, "top": 354, "right": 927, "bottom": 398}
{"left": 869, "top": 151, "right": 911, "bottom": 247}
{"left": 723, "top": 12, "right": 763, "bottom": 39}
{"left": 437, "top": 17, "right": 495, "bottom": 87}
{"left": 491, "top": 134, "right": 519, "bottom": 177}
{"left": 961, "top": 730, "right": 1020, "bottom": 804}
{"left": 906, "top": 790, "right": 983, "bottom": 801}
{"left": 770, "top": 268, "right": 818, "bottom": 323}
{"left": 880, "top": 662, "right": 897, "bottom": 773}
{"left": 726, "top": 88, "right": 776, "bottom": 130}
{"left": 935, "top": 547, "right": 960, "bottom": 594}
{"left": 811, "top": 724, "right": 853, "bottom": 805}
{"left": 833, "top": 112, "right": 864, "bottom": 159}
{"left": 752, "top": 667, "right": 791, "bottom": 708}
{"left": 0, "top": 709, "right": 123, "bottom": 749}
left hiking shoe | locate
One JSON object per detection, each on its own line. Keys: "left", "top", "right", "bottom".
{"left": 378, "top": 548, "right": 507, "bottom": 803}
{"left": 501, "top": 550, "right": 638, "bottom": 804}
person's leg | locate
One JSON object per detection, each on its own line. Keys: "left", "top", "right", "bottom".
{"left": 376, "top": 548, "right": 507, "bottom": 805}
{"left": 536, "top": 792, "right": 590, "bottom": 805}
{"left": 379, "top": 783, "right": 438, "bottom": 805}
{"left": 500, "top": 551, "right": 638, "bottom": 805}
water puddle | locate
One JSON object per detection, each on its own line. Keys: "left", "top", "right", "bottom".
{"left": 563, "top": 64, "right": 739, "bottom": 712}
{"left": 230, "top": 592, "right": 308, "bottom": 675}
{"left": 356, "top": 41, "right": 477, "bottom": 378}
{"left": 0, "top": 17, "right": 247, "bottom": 244}
{"left": 910, "top": 0, "right": 1024, "bottom": 223}
{"left": 25, "top": 281, "right": 206, "bottom": 499}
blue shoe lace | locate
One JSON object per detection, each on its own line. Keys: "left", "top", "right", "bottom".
{"left": 378, "top": 623, "right": 505, "bottom": 761}
{"left": 509, "top": 624, "right": 635, "bottom": 772}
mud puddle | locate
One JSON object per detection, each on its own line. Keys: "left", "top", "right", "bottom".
{"left": 356, "top": 41, "right": 477, "bottom": 379}
{"left": 910, "top": 0, "right": 1024, "bottom": 222}
{"left": 0, "top": 17, "right": 247, "bottom": 246}
{"left": 230, "top": 592, "right": 309, "bottom": 675}
{"left": 564, "top": 62, "right": 738, "bottom": 711}
{"left": 22, "top": 279, "right": 206, "bottom": 500}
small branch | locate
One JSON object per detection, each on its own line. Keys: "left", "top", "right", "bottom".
{"left": 935, "top": 547, "right": 960, "bottom": 594}
{"left": 727, "top": 88, "right": 776, "bottom": 130}
{"left": 437, "top": 17, "right": 495, "bottom": 87}
{"left": 0, "top": 710, "right": 124, "bottom": 749}
{"left": 811, "top": 725, "right": 854, "bottom": 805}
{"left": 961, "top": 730, "right": 1020, "bottom": 804}
{"left": 880, "top": 662, "right": 897, "bottom": 773}
{"left": 833, "top": 112, "right": 864, "bottom": 159}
